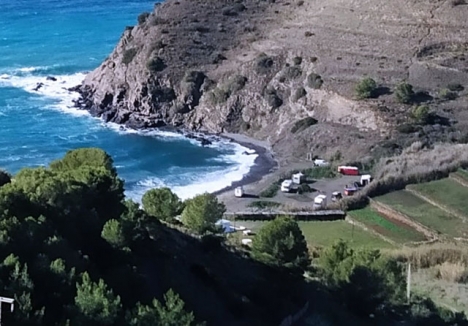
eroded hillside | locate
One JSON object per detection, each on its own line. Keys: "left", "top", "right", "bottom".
{"left": 76, "top": 0, "right": 468, "bottom": 163}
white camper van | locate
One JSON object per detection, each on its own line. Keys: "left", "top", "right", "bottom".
{"left": 234, "top": 186, "right": 244, "bottom": 198}
{"left": 281, "top": 179, "right": 293, "bottom": 193}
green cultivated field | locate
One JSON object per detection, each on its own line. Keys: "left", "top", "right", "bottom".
{"left": 452, "top": 169, "right": 468, "bottom": 183}
{"left": 236, "top": 220, "right": 393, "bottom": 249}
{"left": 376, "top": 190, "right": 468, "bottom": 238}
{"left": 408, "top": 179, "right": 468, "bottom": 219}
{"left": 348, "top": 207, "right": 426, "bottom": 243}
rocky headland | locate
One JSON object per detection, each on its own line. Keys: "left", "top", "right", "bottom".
{"left": 74, "top": 0, "right": 468, "bottom": 165}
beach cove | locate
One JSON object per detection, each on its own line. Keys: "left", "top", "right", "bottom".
{"left": 0, "top": 0, "right": 274, "bottom": 201}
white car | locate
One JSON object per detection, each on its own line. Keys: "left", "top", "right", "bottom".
{"left": 314, "top": 159, "right": 330, "bottom": 167}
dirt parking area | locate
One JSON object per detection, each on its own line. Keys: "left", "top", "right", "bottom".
{"left": 219, "top": 173, "right": 359, "bottom": 212}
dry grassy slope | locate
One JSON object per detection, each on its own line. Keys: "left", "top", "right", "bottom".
{"left": 80, "top": 0, "right": 468, "bottom": 163}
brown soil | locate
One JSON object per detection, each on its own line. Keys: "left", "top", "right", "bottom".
{"left": 81, "top": 0, "right": 468, "bottom": 166}
{"left": 370, "top": 199, "right": 437, "bottom": 239}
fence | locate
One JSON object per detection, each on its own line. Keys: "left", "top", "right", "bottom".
{"left": 224, "top": 210, "right": 346, "bottom": 221}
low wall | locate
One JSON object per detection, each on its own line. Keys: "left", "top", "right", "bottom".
{"left": 224, "top": 210, "right": 346, "bottom": 221}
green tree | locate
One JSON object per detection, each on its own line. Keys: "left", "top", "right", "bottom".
{"left": 75, "top": 272, "right": 122, "bottom": 325}
{"left": 127, "top": 289, "right": 200, "bottom": 326}
{"left": 355, "top": 77, "right": 377, "bottom": 99}
{"left": 142, "top": 188, "right": 182, "bottom": 221}
{"left": 50, "top": 148, "right": 117, "bottom": 176}
{"left": 251, "top": 216, "right": 310, "bottom": 271}
{"left": 412, "top": 105, "right": 431, "bottom": 124}
{"left": 101, "top": 219, "right": 126, "bottom": 248}
{"left": 181, "top": 193, "right": 225, "bottom": 234}
{"left": 155, "top": 289, "right": 198, "bottom": 326}
{"left": 395, "top": 82, "right": 414, "bottom": 104}
{"left": 318, "top": 240, "right": 406, "bottom": 316}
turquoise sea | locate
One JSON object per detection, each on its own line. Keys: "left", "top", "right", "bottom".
{"left": 0, "top": 0, "right": 256, "bottom": 200}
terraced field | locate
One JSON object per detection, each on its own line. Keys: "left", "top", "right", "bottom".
{"left": 453, "top": 169, "right": 468, "bottom": 183}
{"left": 236, "top": 220, "right": 394, "bottom": 249}
{"left": 375, "top": 190, "right": 468, "bottom": 238}
{"left": 348, "top": 207, "right": 426, "bottom": 244}
{"left": 408, "top": 179, "right": 468, "bottom": 219}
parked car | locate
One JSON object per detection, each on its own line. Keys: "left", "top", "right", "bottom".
{"left": 314, "top": 159, "right": 330, "bottom": 167}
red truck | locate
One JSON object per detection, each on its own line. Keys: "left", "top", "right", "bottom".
{"left": 337, "top": 166, "right": 359, "bottom": 176}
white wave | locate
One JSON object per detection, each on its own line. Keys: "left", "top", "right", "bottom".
{"left": 0, "top": 72, "right": 89, "bottom": 116}
{"left": 0, "top": 69, "right": 259, "bottom": 201}
{"left": 0, "top": 65, "right": 61, "bottom": 75}
{"left": 126, "top": 142, "right": 258, "bottom": 201}
{"left": 17, "top": 67, "right": 42, "bottom": 73}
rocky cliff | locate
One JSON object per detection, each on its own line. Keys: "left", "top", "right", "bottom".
{"left": 76, "top": 0, "right": 468, "bottom": 163}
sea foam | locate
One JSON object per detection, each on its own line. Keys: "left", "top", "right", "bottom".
{"left": 0, "top": 69, "right": 258, "bottom": 200}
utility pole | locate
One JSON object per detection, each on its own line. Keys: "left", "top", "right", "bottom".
{"left": 0, "top": 296, "right": 14, "bottom": 326}
{"left": 406, "top": 263, "right": 411, "bottom": 304}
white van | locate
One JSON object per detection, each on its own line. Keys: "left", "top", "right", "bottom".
{"left": 281, "top": 179, "right": 293, "bottom": 192}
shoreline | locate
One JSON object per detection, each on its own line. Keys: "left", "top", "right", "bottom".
{"left": 212, "top": 133, "right": 278, "bottom": 197}
{"left": 69, "top": 84, "right": 279, "bottom": 198}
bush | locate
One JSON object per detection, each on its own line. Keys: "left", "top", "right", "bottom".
{"left": 301, "top": 166, "right": 336, "bottom": 179}
{"left": 439, "top": 88, "right": 457, "bottom": 100}
{"left": 137, "top": 12, "right": 150, "bottom": 25}
{"left": 263, "top": 88, "right": 283, "bottom": 108}
{"left": 412, "top": 105, "right": 431, "bottom": 124}
{"left": 259, "top": 182, "right": 280, "bottom": 198}
{"left": 291, "top": 117, "right": 318, "bottom": 133}
{"left": 247, "top": 201, "right": 281, "bottom": 209}
{"left": 280, "top": 66, "right": 302, "bottom": 81}
{"left": 307, "top": 73, "right": 323, "bottom": 89}
{"left": 207, "top": 87, "right": 230, "bottom": 105}
{"left": 207, "top": 75, "right": 247, "bottom": 105}
{"left": 101, "top": 219, "right": 126, "bottom": 248}
{"left": 395, "top": 82, "right": 414, "bottom": 104}
{"left": 297, "top": 184, "right": 313, "bottom": 194}
{"left": 142, "top": 188, "right": 183, "bottom": 222}
{"left": 292, "top": 87, "right": 307, "bottom": 102}
{"left": 435, "top": 262, "right": 468, "bottom": 283}
{"left": 451, "top": 0, "right": 466, "bottom": 6}
{"left": 122, "top": 48, "right": 138, "bottom": 65}
{"left": 255, "top": 53, "right": 274, "bottom": 74}
{"left": 149, "top": 16, "right": 168, "bottom": 26}
{"left": 181, "top": 193, "right": 226, "bottom": 234}
{"left": 251, "top": 216, "right": 310, "bottom": 271}
{"left": 355, "top": 77, "right": 377, "bottom": 99}
{"left": 146, "top": 56, "right": 166, "bottom": 72}
{"left": 222, "top": 3, "right": 245, "bottom": 16}
{"left": 226, "top": 75, "right": 248, "bottom": 92}
{"left": 318, "top": 240, "right": 405, "bottom": 316}
{"left": 447, "top": 83, "right": 464, "bottom": 92}
{"left": 396, "top": 124, "right": 417, "bottom": 134}
{"left": 293, "top": 56, "right": 303, "bottom": 65}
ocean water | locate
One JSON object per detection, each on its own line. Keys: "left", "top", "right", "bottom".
{"left": 0, "top": 0, "right": 257, "bottom": 200}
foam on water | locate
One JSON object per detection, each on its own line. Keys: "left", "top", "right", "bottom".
{"left": 128, "top": 148, "right": 257, "bottom": 201}
{"left": 0, "top": 71, "right": 89, "bottom": 116}
{"left": 0, "top": 69, "right": 259, "bottom": 200}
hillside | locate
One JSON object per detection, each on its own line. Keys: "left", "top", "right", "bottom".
{"left": 0, "top": 149, "right": 313, "bottom": 325}
{"left": 75, "top": 0, "right": 468, "bottom": 163}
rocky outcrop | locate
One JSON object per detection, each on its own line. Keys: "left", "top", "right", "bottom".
{"left": 75, "top": 0, "right": 468, "bottom": 162}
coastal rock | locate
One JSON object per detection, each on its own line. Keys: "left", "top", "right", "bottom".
{"left": 46, "top": 76, "right": 57, "bottom": 81}
{"left": 74, "top": 0, "right": 468, "bottom": 163}
{"left": 33, "top": 82, "right": 44, "bottom": 91}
